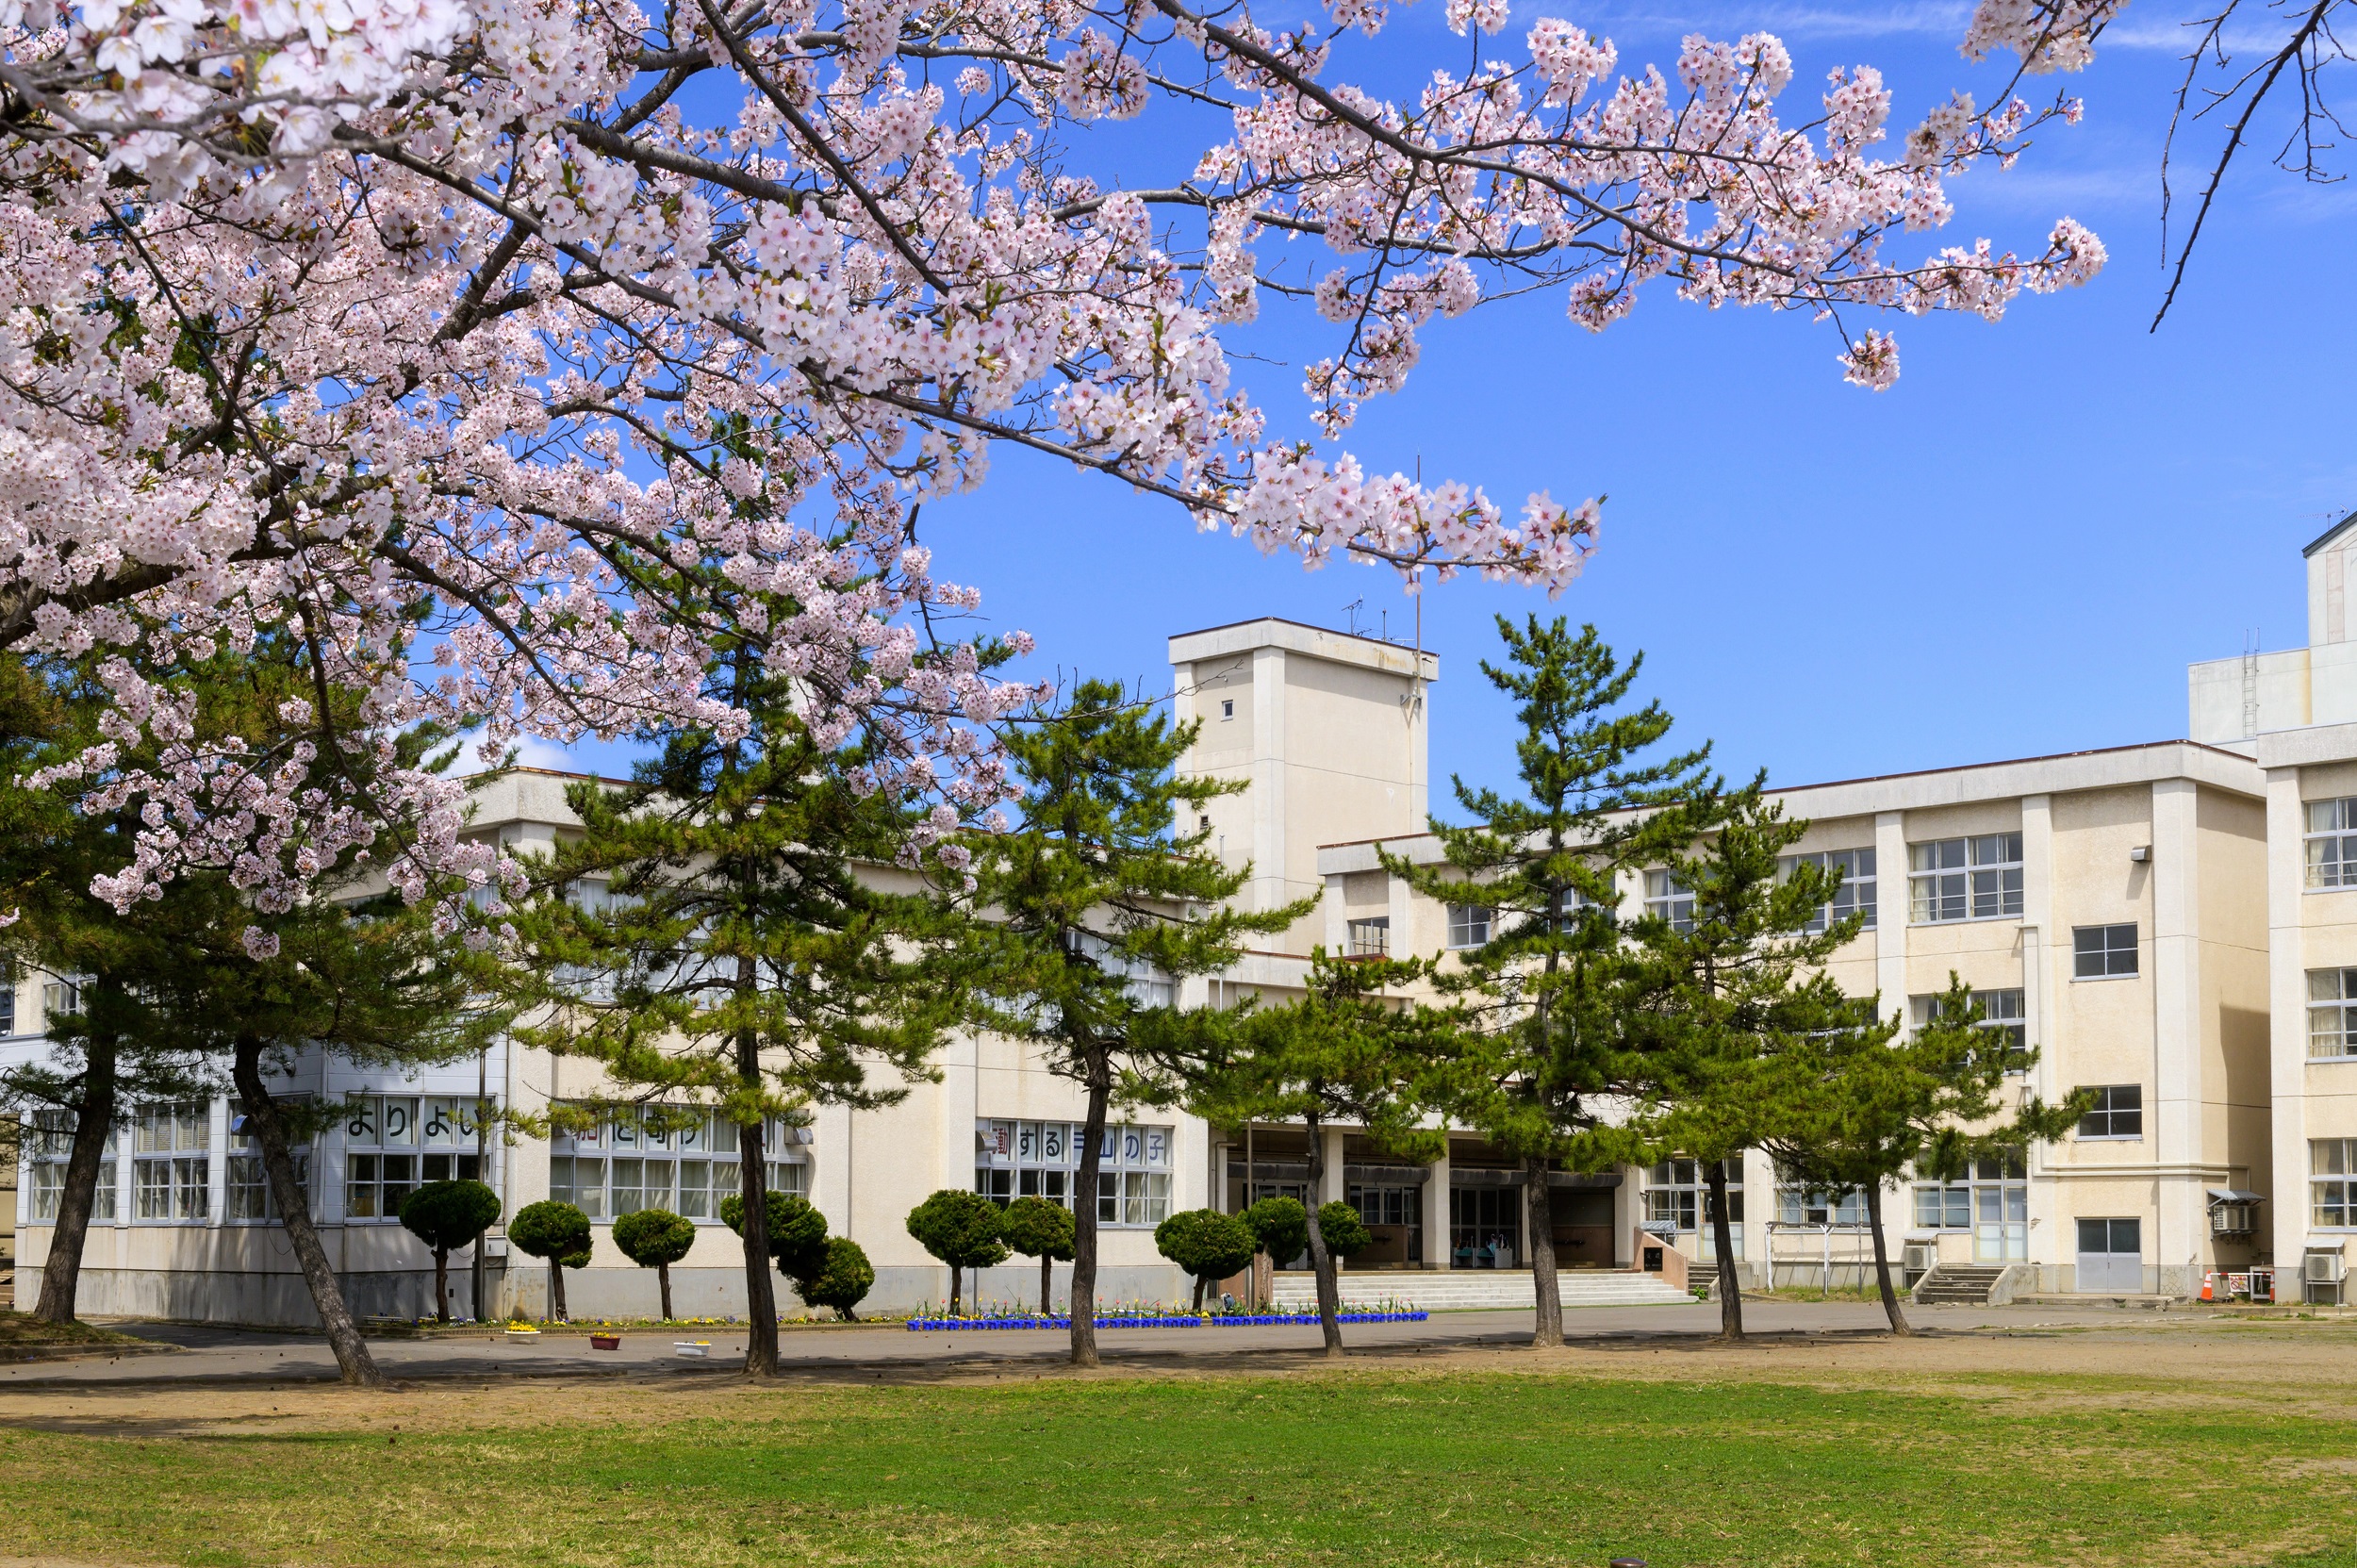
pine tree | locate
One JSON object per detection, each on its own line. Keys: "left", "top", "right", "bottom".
{"left": 1182, "top": 950, "right": 1449, "bottom": 1356}
{"left": 0, "top": 655, "right": 215, "bottom": 1325}
{"left": 1759, "top": 975, "right": 2086, "bottom": 1333}
{"left": 1617, "top": 779, "right": 1854, "bottom": 1342}
{"left": 966, "top": 679, "right": 1306, "bottom": 1368}
{"left": 508, "top": 635, "right": 975, "bottom": 1378}
{"left": 1386, "top": 618, "right": 1713, "bottom": 1347}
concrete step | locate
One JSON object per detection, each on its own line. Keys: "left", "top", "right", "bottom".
{"left": 1914, "top": 1264, "right": 2010, "bottom": 1306}
{"left": 1270, "top": 1270, "right": 1694, "bottom": 1312}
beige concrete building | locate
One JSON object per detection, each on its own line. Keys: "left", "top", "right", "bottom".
{"left": 16, "top": 565, "right": 2353, "bottom": 1322}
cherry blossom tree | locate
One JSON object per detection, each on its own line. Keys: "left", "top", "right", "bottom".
{"left": 1, "top": 0, "right": 2109, "bottom": 913}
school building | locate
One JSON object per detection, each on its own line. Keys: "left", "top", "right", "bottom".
{"left": 18, "top": 524, "right": 2357, "bottom": 1321}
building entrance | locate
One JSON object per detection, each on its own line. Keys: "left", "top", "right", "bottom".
{"left": 1451, "top": 1185, "right": 1520, "bottom": 1269}
{"left": 2076, "top": 1217, "right": 2143, "bottom": 1292}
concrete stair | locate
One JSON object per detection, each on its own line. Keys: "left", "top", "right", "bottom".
{"left": 1270, "top": 1269, "right": 1695, "bottom": 1312}
{"left": 1913, "top": 1264, "right": 2006, "bottom": 1306}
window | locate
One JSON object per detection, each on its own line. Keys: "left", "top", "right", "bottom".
{"left": 1445, "top": 904, "right": 1492, "bottom": 949}
{"left": 1220, "top": 699, "right": 1234, "bottom": 719}
{"left": 1349, "top": 1183, "right": 1424, "bottom": 1264}
{"left": 132, "top": 1100, "right": 209, "bottom": 1223}
{"left": 1781, "top": 849, "right": 1877, "bottom": 933}
{"left": 225, "top": 1100, "right": 314, "bottom": 1223}
{"left": 2308, "top": 799, "right": 2357, "bottom": 889}
{"left": 1003, "top": 1122, "right": 1176, "bottom": 1228}
{"left": 26, "top": 1110, "right": 116, "bottom": 1224}
{"left": 343, "top": 1093, "right": 500, "bottom": 1222}
{"left": 0, "top": 982, "right": 14, "bottom": 1035}
{"left": 1913, "top": 1155, "right": 2026, "bottom": 1259}
{"left": 1908, "top": 834, "right": 2022, "bottom": 923}
{"left": 2316, "top": 1139, "right": 2357, "bottom": 1227}
{"left": 1910, "top": 988, "right": 2029, "bottom": 1070}
{"left": 2073, "top": 923, "right": 2138, "bottom": 979}
{"left": 1776, "top": 1185, "right": 1865, "bottom": 1226}
{"left": 2311, "top": 969, "right": 2357, "bottom": 1059}
{"left": 551, "top": 1102, "right": 805, "bottom": 1223}
{"left": 1644, "top": 870, "right": 1694, "bottom": 933}
{"left": 975, "top": 1118, "right": 1081, "bottom": 1209}
{"left": 2076, "top": 1084, "right": 2144, "bottom": 1140}
{"left": 41, "top": 979, "right": 79, "bottom": 1023}
{"left": 1345, "top": 916, "right": 1391, "bottom": 958}
{"left": 1642, "top": 1158, "right": 1741, "bottom": 1233}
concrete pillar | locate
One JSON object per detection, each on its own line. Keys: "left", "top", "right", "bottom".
{"left": 1873, "top": 811, "right": 1907, "bottom": 1011}
{"left": 2153, "top": 777, "right": 2200, "bottom": 1295}
{"left": 1250, "top": 646, "right": 1289, "bottom": 924}
{"left": 206, "top": 1094, "right": 227, "bottom": 1230}
{"left": 1424, "top": 1147, "right": 1450, "bottom": 1270}
{"left": 2267, "top": 766, "right": 2308, "bottom": 1299}
{"left": 2021, "top": 792, "right": 2059, "bottom": 1286}
{"left": 1318, "top": 1127, "right": 1345, "bottom": 1206}
{"left": 1211, "top": 1140, "right": 1230, "bottom": 1213}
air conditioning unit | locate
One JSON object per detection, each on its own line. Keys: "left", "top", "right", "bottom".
{"left": 1902, "top": 1244, "right": 1936, "bottom": 1273}
{"left": 2306, "top": 1250, "right": 2346, "bottom": 1284}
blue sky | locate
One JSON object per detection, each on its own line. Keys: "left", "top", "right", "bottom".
{"left": 525, "top": 2, "right": 2357, "bottom": 813}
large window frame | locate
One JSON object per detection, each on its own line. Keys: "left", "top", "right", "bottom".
{"left": 2075, "top": 1084, "right": 2144, "bottom": 1141}
{"left": 1781, "top": 849, "right": 1877, "bottom": 933}
{"left": 1445, "top": 903, "right": 1493, "bottom": 950}
{"left": 131, "top": 1100, "right": 210, "bottom": 1225}
{"left": 2311, "top": 968, "right": 2357, "bottom": 1059}
{"left": 550, "top": 1102, "right": 805, "bottom": 1223}
{"left": 2072, "top": 923, "right": 2139, "bottom": 980}
{"left": 1908, "top": 834, "right": 2023, "bottom": 924}
{"left": 974, "top": 1119, "right": 1170, "bottom": 1226}
{"left": 1913, "top": 1154, "right": 2027, "bottom": 1260}
{"left": 341, "top": 1093, "right": 496, "bottom": 1223}
{"left": 225, "top": 1099, "right": 315, "bottom": 1224}
{"left": 1643, "top": 871, "right": 1694, "bottom": 933}
{"left": 26, "top": 1110, "right": 116, "bottom": 1224}
{"left": 2315, "top": 1139, "right": 2357, "bottom": 1229}
{"left": 1910, "top": 988, "right": 2030, "bottom": 1073}
{"left": 2307, "top": 799, "right": 2357, "bottom": 890}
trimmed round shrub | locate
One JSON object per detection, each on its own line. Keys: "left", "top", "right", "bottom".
{"left": 613, "top": 1207, "right": 698, "bottom": 1321}
{"left": 1241, "top": 1196, "right": 1308, "bottom": 1265}
{"left": 398, "top": 1179, "right": 503, "bottom": 1323}
{"left": 795, "top": 1236, "right": 875, "bottom": 1321}
{"left": 509, "top": 1199, "right": 592, "bottom": 1322}
{"left": 998, "top": 1196, "right": 1074, "bottom": 1314}
{"left": 719, "top": 1189, "right": 831, "bottom": 1281}
{"left": 905, "top": 1188, "right": 1008, "bottom": 1314}
{"left": 1316, "top": 1199, "right": 1374, "bottom": 1259}
{"left": 1154, "top": 1209, "right": 1257, "bottom": 1309}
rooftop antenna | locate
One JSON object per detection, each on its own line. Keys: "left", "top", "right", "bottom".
{"left": 2242, "top": 628, "right": 2262, "bottom": 740}
{"left": 1343, "top": 597, "right": 1364, "bottom": 637}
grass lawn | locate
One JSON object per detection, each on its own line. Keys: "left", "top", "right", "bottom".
{"left": 6, "top": 1342, "right": 2357, "bottom": 1566}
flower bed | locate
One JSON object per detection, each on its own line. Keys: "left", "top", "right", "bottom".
{"left": 905, "top": 1311, "right": 1427, "bottom": 1331}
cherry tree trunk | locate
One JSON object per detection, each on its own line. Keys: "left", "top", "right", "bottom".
{"left": 32, "top": 1030, "right": 117, "bottom": 1325}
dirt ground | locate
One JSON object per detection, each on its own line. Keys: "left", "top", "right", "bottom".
{"left": 0, "top": 1312, "right": 2348, "bottom": 1441}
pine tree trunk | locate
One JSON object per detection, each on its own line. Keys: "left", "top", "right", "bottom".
{"left": 1525, "top": 1156, "right": 1563, "bottom": 1348}
{"left": 1865, "top": 1180, "right": 1912, "bottom": 1336}
{"left": 434, "top": 1245, "right": 451, "bottom": 1324}
{"left": 1304, "top": 1112, "right": 1343, "bottom": 1358}
{"left": 234, "top": 1048, "right": 384, "bottom": 1387}
{"left": 737, "top": 1114, "right": 780, "bottom": 1376}
{"left": 33, "top": 1019, "right": 117, "bottom": 1325}
{"left": 550, "top": 1259, "right": 569, "bottom": 1323}
{"left": 658, "top": 1262, "right": 674, "bottom": 1323}
{"left": 1069, "top": 1060, "right": 1110, "bottom": 1367}
{"left": 1039, "top": 1251, "right": 1052, "bottom": 1317}
{"left": 1706, "top": 1159, "right": 1745, "bottom": 1341}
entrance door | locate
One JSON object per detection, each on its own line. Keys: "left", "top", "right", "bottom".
{"left": 2075, "top": 1217, "right": 2142, "bottom": 1292}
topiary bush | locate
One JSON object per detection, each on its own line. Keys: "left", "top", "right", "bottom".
{"left": 1154, "top": 1209, "right": 1258, "bottom": 1310}
{"left": 398, "top": 1179, "right": 503, "bottom": 1324}
{"left": 905, "top": 1188, "right": 1008, "bottom": 1316}
{"left": 1241, "top": 1196, "right": 1309, "bottom": 1270}
{"left": 612, "top": 1207, "right": 697, "bottom": 1321}
{"left": 719, "top": 1189, "right": 831, "bottom": 1281}
{"left": 997, "top": 1195, "right": 1076, "bottom": 1315}
{"left": 509, "top": 1199, "right": 592, "bottom": 1322}
{"left": 1317, "top": 1199, "right": 1373, "bottom": 1261}
{"left": 794, "top": 1236, "right": 875, "bottom": 1321}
